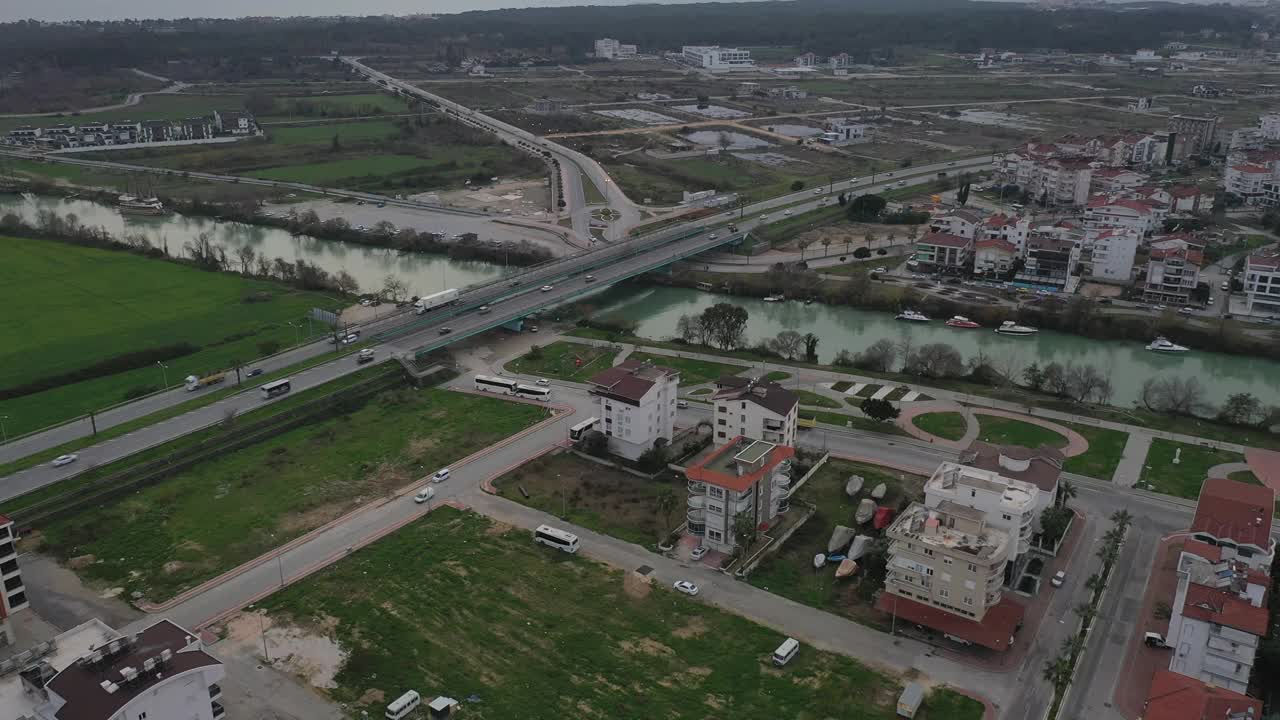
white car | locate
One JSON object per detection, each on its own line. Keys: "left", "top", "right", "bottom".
{"left": 873, "top": 266, "right": 887, "bottom": 273}
{"left": 813, "top": 188, "right": 823, "bottom": 195}
{"left": 759, "top": 214, "right": 768, "bottom": 220}
{"left": 783, "top": 209, "right": 792, "bottom": 216}
{"left": 1154, "top": 304, "right": 1168, "bottom": 312}
{"left": 52, "top": 453, "right": 79, "bottom": 467}
{"left": 708, "top": 233, "right": 717, "bottom": 240}
{"left": 413, "top": 486, "right": 435, "bottom": 504}
{"left": 673, "top": 580, "right": 700, "bottom": 596}
{"left": 432, "top": 468, "right": 451, "bottom": 483}
{"left": 676, "top": 400, "right": 689, "bottom": 409}
{"left": 690, "top": 546, "right": 708, "bottom": 560}
{"left": 540, "top": 285, "right": 554, "bottom": 292}
{"left": 536, "top": 378, "right": 550, "bottom": 386}
{"left": 360, "top": 298, "right": 372, "bottom": 307}
{"left": 343, "top": 334, "right": 359, "bottom": 344}
{"left": 1050, "top": 570, "right": 1066, "bottom": 588}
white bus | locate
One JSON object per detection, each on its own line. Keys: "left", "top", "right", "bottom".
{"left": 534, "top": 525, "right": 579, "bottom": 554}
{"left": 515, "top": 384, "right": 551, "bottom": 401}
{"left": 385, "top": 690, "right": 421, "bottom": 719}
{"left": 474, "top": 375, "right": 518, "bottom": 394}
{"left": 568, "top": 417, "right": 598, "bottom": 442}
{"left": 260, "top": 378, "right": 292, "bottom": 400}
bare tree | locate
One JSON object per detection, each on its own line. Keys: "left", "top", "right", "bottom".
{"left": 254, "top": 254, "right": 272, "bottom": 278}
{"left": 855, "top": 338, "right": 899, "bottom": 372}
{"left": 676, "top": 314, "right": 704, "bottom": 345}
{"left": 904, "top": 343, "right": 964, "bottom": 379}
{"left": 333, "top": 270, "right": 360, "bottom": 295}
{"left": 768, "top": 330, "right": 804, "bottom": 360}
{"left": 381, "top": 274, "right": 410, "bottom": 303}
{"left": 235, "top": 245, "right": 257, "bottom": 276}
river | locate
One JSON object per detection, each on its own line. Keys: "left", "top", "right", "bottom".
{"left": 593, "top": 286, "right": 1280, "bottom": 408}
{"left": 0, "top": 194, "right": 512, "bottom": 298}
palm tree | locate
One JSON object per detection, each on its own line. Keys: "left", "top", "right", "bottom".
{"left": 863, "top": 230, "right": 874, "bottom": 249}
{"left": 1110, "top": 509, "right": 1133, "bottom": 532}
{"left": 1073, "top": 602, "right": 1096, "bottom": 628}
{"left": 1057, "top": 480, "right": 1078, "bottom": 509}
{"left": 822, "top": 237, "right": 832, "bottom": 257}
{"left": 654, "top": 488, "right": 678, "bottom": 541}
{"left": 1084, "top": 573, "right": 1104, "bottom": 594}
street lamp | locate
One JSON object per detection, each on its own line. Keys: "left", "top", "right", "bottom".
{"left": 156, "top": 361, "right": 168, "bottom": 388}
{"left": 287, "top": 321, "right": 300, "bottom": 345}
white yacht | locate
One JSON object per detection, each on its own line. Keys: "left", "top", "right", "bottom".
{"left": 995, "top": 321, "right": 1038, "bottom": 336}
{"left": 1146, "top": 337, "right": 1190, "bottom": 353}
{"left": 895, "top": 309, "right": 930, "bottom": 322}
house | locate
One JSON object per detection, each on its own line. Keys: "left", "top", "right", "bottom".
{"left": 794, "top": 51, "right": 819, "bottom": 67}
{"left": 818, "top": 118, "right": 867, "bottom": 146}
{"left": 980, "top": 213, "right": 1030, "bottom": 253}
{"left": 1144, "top": 241, "right": 1203, "bottom": 305}
{"left": 1167, "top": 115, "right": 1220, "bottom": 159}
{"left": 711, "top": 376, "right": 799, "bottom": 447}
{"left": 1015, "top": 235, "right": 1080, "bottom": 292}
{"left": 914, "top": 232, "right": 972, "bottom": 272}
{"left": 532, "top": 97, "right": 566, "bottom": 113}
{"left": 930, "top": 210, "right": 982, "bottom": 240}
{"left": 1142, "top": 670, "right": 1261, "bottom": 720}
{"left": 1091, "top": 168, "right": 1148, "bottom": 193}
{"left": 594, "top": 38, "right": 637, "bottom": 59}
{"left": 875, "top": 502, "right": 1025, "bottom": 651}
{"left": 959, "top": 442, "right": 1063, "bottom": 529}
{"left": 1167, "top": 185, "right": 1212, "bottom": 214}
{"left": 973, "top": 238, "right": 1018, "bottom": 275}
{"left": 1084, "top": 196, "right": 1164, "bottom": 236}
{"left": 829, "top": 52, "right": 851, "bottom": 70}
{"left": 4, "top": 618, "right": 226, "bottom": 720}
{"left": 684, "top": 437, "right": 794, "bottom": 555}
{"left": 1243, "top": 249, "right": 1280, "bottom": 314}
{"left": 1225, "top": 164, "right": 1272, "bottom": 204}
{"left": 1187, "top": 477, "right": 1276, "bottom": 571}
{"left": 923, "top": 461, "right": 1041, "bottom": 582}
{"left": 681, "top": 46, "right": 755, "bottom": 72}
{"left": 0, "top": 515, "right": 27, "bottom": 646}
{"left": 586, "top": 359, "right": 679, "bottom": 460}
{"left": 6, "top": 126, "right": 42, "bottom": 142}
{"left": 1080, "top": 228, "right": 1140, "bottom": 283}
{"left": 219, "top": 111, "right": 255, "bottom": 135}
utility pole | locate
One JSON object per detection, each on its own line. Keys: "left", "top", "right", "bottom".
{"left": 0, "top": 415, "right": 8, "bottom": 443}
{"left": 88, "top": 409, "right": 97, "bottom": 436}
{"left": 558, "top": 473, "right": 566, "bottom": 518}
{"left": 156, "top": 361, "right": 168, "bottom": 388}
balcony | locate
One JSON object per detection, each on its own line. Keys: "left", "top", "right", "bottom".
{"left": 687, "top": 494, "right": 706, "bottom": 511}
{"left": 687, "top": 508, "right": 706, "bottom": 524}
{"left": 209, "top": 683, "right": 222, "bottom": 701}
{"left": 763, "top": 419, "right": 784, "bottom": 431}
{"left": 212, "top": 701, "right": 225, "bottom": 719}
{"left": 687, "top": 480, "right": 707, "bottom": 495}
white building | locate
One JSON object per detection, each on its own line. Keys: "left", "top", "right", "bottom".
{"left": 1144, "top": 239, "right": 1204, "bottom": 305}
{"left": 711, "top": 376, "right": 799, "bottom": 447}
{"left": 979, "top": 213, "right": 1031, "bottom": 253}
{"left": 794, "top": 51, "right": 819, "bottom": 67}
{"left": 1260, "top": 112, "right": 1280, "bottom": 141}
{"left": 2, "top": 618, "right": 226, "bottom": 720}
{"left": 681, "top": 46, "right": 754, "bottom": 72}
{"left": 0, "top": 515, "right": 27, "bottom": 647}
{"left": 929, "top": 209, "right": 983, "bottom": 240}
{"left": 1243, "top": 250, "right": 1280, "bottom": 313}
{"left": 923, "top": 461, "right": 1039, "bottom": 578}
{"left": 1225, "top": 163, "right": 1272, "bottom": 205}
{"left": 1081, "top": 228, "right": 1140, "bottom": 283}
{"left": 973, "top": 239, "right": 1018, "bottom": 275}
{"left": 1165, "top": 550, "right": 1269, "bottom": 694}
{"left": 594, "top": 38, "right": 637, "bottom": 60}
{"left": 587, "top": 359, "right": 679, "bottom": 460}
{"left": 958, "top": 442, "right": 1063, "bottom": 528}
{"left": 818, "top": 118, "right": 868, "bottom": 146}
{"left": 685, "top": 438, "right": 794, "bottom": 555}
{"left": 1090, "top": 168, "right": 1149, "bottom": 193}
{"left": 1083, "top": 196, "right": 1165, "bottom": 236}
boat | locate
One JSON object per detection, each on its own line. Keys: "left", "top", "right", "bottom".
{"left": 828, "top": 525, "right": 856, "bottom": 553}
{"left": 896, "top": 309, "right": 930, "bottom": 322}
{"left": 845, "top": 475, "right": 864, "bottom": 498}
{"left": 855, "top": 498, "right": 877, "bottom": 525}
{"left": 848, "top": 535, "right": 873, "bottom": 560}
{"left": 870, "top": 483, "right": 887, "bottom": 500}
{"left": 804, "top": 298, "right": 814, "bottom": 306}
{"left": 827, "top": 553, "right": 847, "bottom": 562}
{"left": 1146, "top": 337, "right": 1190, "bottom": 354}
{"left": 763, "top": 295, "right": 784, "bottom": 303}
{"left": 117, "top": 195, "right": 166, "bottom": 216}
{"left": 995, "top": 320, "right": 1038, "bottom": 336}
{"left": 813, "top": 553, "right": 827, "bottom": 569}
{"left": 835, "top": 558, "right": 859, "bottom": 578}
{"left": 873, "top": 506, "right": 896, "bottom": 530}
{"left": 945, "top": 316, "right": 981, "bottom": 329}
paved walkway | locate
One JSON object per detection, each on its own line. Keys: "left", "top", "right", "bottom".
{"left": 1244, "top": 447, "right": 1280, "bottom": 492}
{"left": 1115, "top": 433, "right": 1153, "bottom": 488}
{"left": 1207, "top": 461, "right": 1252, "bottom": 479}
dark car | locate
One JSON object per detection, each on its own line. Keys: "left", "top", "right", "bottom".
{"left": 439, "top": 327, "right": 453, "bottom": 335}
{"left": 247, "top": 368, "right": 264, "bottom": 377}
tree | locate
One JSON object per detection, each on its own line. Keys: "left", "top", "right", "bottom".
{"left": 700, "top": 303, "right": 749, "bottom": 350}
{"left": 1218, "top": 392, "right": 1262, "bottom": 426}
{"left": 732, "top": 510, "right": 757, "bottom": 559}
{"left": 1073, "top": 601, "right": 1096, "bottom": 629}
{"left": 1039, "top": 506, "right": 1072, "bottom": 547}
{"left": 381, "top": 274, "right": 409, "bottom": 302}
{"left": 847, "top": 194, "right": 886, "bottom": 222}
{"left": 234, "top": 245, "right": 257, "bottom": 275}
{"left": 802, "top": 332, "right": 820, "bottom": 363}
{"left": 527, "top": 344, "right": 544, "bottom": 360}
{"left": 1110, "top": 509, "right": 1133, "bottom": 533}
{"left": 637, "top": 442, "right": 668, "bottom": 473}
{"left": 676, "top": 313, "right": 704, "bottom": 345}
{"left": 334, "top": 270, "right": 360, "bottom": 295}
{"left": 717, "top": 131, "right": 733, "bottom": 154}
{"left": 576, "top": 429, "right": 608, "bottom": 457}
{"left": 1139, "top": 376, "right": 1207, "bottom": 416}
{"left": 654, "top": 487, "right": 678, "bottom": 541}
{"left": 957, "top": 182, "right": 971, "bottom": 206}
{"left": 852, "top": 246, "right": 870, "bottom": 259}
{"left": 330, "top": 134, "right": 342, "bottom": 153}
{"left": 1057, "top": 480, "right": 1077, "bottom": 510}
{"left": 860, "top": 397, "right": 900, "bottom": 423}
{"left": 768, "top": 330, "right": 804, "bottom": 360}
{"left": 903, "top": 343, "right": 964, "bottom": 379}
{"left": 854, "top": 338, "right": 898, "bottom": 372}
{"left": 790, "top": 180, "right": 805, "bottom": 192}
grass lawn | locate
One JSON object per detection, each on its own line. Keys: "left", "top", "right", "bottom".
{"left": 921, "top": 689, "right": 985, "bottom": 720}
{"left": 1062, "top": 423, "right": 1129, "bottom": 481}
{"left": 1140, "top": 439, "right": 1246, "bottom": 500}
{"left": 0, "top": 236, "right": 340, "bottom": 436}
{"left": 796, "top": 389, "right": 840, "bottom": 409}
{"left": 855, "top": 384, "right": 883, "bottom": 397}
{"left": 507, "top": 341, "right": 619, "bottom": 382}
{"left": 831, "top": 380, "right": 853, "bottom": 392}
{"left": 1229, "top": 469, "right": 1262, "bottom": 485}
{"left": 627, "top": 351, "right": 743, "bottom": 387}
{"left": 582, "top": 172, "right": 607, "bottom": 204}
{"left": 748, "top": 459, "right": 925, "bottom": 630}
{"left": 764, "top": 370, "right": 792, "bottom": 383}
{"left": 267, "top": 120, "right": 400, "bottom": 146}
{"left": 883, "top": 387, "right": 910, "bottom": 402}
{"left": 259, "top": 506, "right": 941, "bottom": 719}
{"left": 689, "top": 388, "right": 712, "bottom": 396}
{"left": 910, "top": 412, "right": 967, "bottom": 442}
{"left": 38, "top": 385, "right": 546, "bottom": 602}
{"left": 975, "top": 414, "right": 1067, "bottom": 449}
{"left": 269, "top": 93, "right": 409, "bottom": 118}
{"left": 245, "top": 154, "right": 430, "bottom": 184}
{"left": 807, "top": 411, "right": 907, "bottom": 437}
{"left": 494, "top": 451, "right": 686, "bottom": 546}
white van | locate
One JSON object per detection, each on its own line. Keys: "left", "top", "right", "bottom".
{"left": 385, "top": 690, "right": 421, "bottom": 719}
{"left": 772, "top": 638, "right": 800, "bottom": 666}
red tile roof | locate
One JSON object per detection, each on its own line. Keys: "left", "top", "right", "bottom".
{"left": 919, "top": 232, "right": 972, "bottom": 249}
{"left": 1180, "top": 538, "right": 1222, "bottom": 563}
{"left": 975, "top": 238, "right": 1017, "bottom": 254}
{"left": 588, "top": 358, "right": 676, "bottom": 405}
{"left": 1168, "top": 185, "right": 1204, "bottom": 198}
{"left": 1191, "top": 477, "right": 1275, "bottom": 551}
{"left": 1143, "top": 670, "right": 1261, "bottom": 720}
{"left": 1149, "top": 246, "right": 1204, "bottom": 266}
{"left": 1230, "top": 164, "right": 1270, "bottom": 174}
{"left": 1088, "top": 197, "right": 1156, "bottom": 215}
{"left": 685, "top": 437, "right": 795, "bottom": 493}
{"left": 1248, "top": 252, "right": 1280, "bottom": 270}
{"left": 874, "top": 593, "right": 1025, "bottom": 651}
{"left": 1180, "top": 583, "right": 1269, "bottom": 636}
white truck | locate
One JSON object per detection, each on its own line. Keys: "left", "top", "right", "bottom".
{"left": 414, "top": 288, "right": 460, "bottom": 315}
{"left": 184, "top": 373, "right": 226, "bottom": 392}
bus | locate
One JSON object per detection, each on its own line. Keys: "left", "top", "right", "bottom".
{"left": 568, "top": 417, "right": 598, "bottom": 442}
{"left": 515, "top": 384, "right": 551, "bottom": 401}
{"left": 474, "top": 375, "right": 518, "bottom": 394}
{"left": 260, "top": 378, "right": 292, "bottom": 400}
{"left": 534, "top": 525, "right": 579, "bottom": 554}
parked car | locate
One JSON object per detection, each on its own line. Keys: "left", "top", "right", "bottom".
{"left": 690, "top": 546, "right": 708, "bottom": 561}
{"left": 1178, "top": 307, "right": 1193, "bottom": 316}
{"left": 52, "top": 453, "right": 79, "bottom": 467}
{"left": 676, "top": 400, "right": 689, "bottom": 409}
{"left": 673, "top": 580, "right": 700, "bottom": 596}
{"left": 432, "top": 468, "right": 451, "bottom": 483}
{"left": 1050, "top": 570, "right": 1066, "bottom": 587}
{"left": 1144, "top": 632, "right": 1169, "bottom": 648}
{"left": 536, "top": 378, "right": 550, "bottom": 386}
{"left": 529, "top": 325, "right": 539, "bottom": 333}
{"left": 873, "top": 266, "right": 887, "bottom": 274}
{"left": 414, "top": 486, "right": 435, "bottom": 504}
{"left": 360, "top": 298, "right": 372, "bottom": 307}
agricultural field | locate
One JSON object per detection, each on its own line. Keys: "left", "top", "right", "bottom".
{"left": 38, "top": 383, "right": 546, "bottom": 602}
{"left": 0, "top": 236, "right": 342, "bottom": 436}
{"left": 254, "top": 506, "right": 982, "bottom": 719}
{"left": 266, "top": 120, "right": 401, "bottom": 145}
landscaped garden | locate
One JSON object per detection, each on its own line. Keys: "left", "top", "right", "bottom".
{"left": 1139, "top": 439, "right": 1247, "bottom": 499}
{"left": 910, "top": 411, "right": 967, "bottom": 442}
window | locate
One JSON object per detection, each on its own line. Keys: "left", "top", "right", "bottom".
{"left": 963, "top": 596, "right": 974, "bottom": 606}
{"left": 967, "top": 563, "right": 977, "bottom": 572}
{"left": 923, "top": 548, "right": 934, "bottom": 557}
{"left": 718, "top": 431, "right": 727, "bottom": 439}
{"left": 942, "top": 557, "right": 953, "bottom": 566}
{"left": 708, "top": 503, "right": 724, "bottom": 514}
{"left": 708, "top": 530, "right": 723, "bottom": 542}
{"left": 709, "top": 487, "right": 724, "bottom": 499}
{"left": 718, "top": 418, "right": 727, "bottom": 426}
{"left": 718, "top": 406, "right": 727, "bottom": 413}
{"left": 1002, "top": 513, "right": 1012, "bottom": 521}
{"left": 938, "top": 588, "right": 950, "bottom": 599}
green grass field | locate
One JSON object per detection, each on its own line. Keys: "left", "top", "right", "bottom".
{"left": 796, "top": 389, "right": 840, "bottom": 409}
{"left": 266, "top": 120, "right": 400, "bottom": 146}
{"left": 40, "top": 384, "right": 546, "bottom": 602}
{"left": 975, "top": 415, "right": 1067, "bottom": 449}
{"left": 259, "top": 506, "right": 981, "bottom": 719}
{"left": 507, "top": 341, "right": 619, "bottom": 382}
{"left": 1139, "top": 439, "right": 1246, "bottom": 500}
{"left": 626, "top": 351, "right": 742, "bottom": 386}
{"left": 910, "top": 412, "right": 967, "bottom": 441}
{"left": 1062, "top": 423, "right": 1129, "bottom": 481}
{"left": 245, "top": 154, "right": 430, "bottom": 184}
{"left": 807, "top": 410, "right": 908, "bottom": 437}
{"left": 0, "top": 236, "right": 340, "bottom": 436}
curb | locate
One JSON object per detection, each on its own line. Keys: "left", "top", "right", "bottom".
{"left": 480, "top": 443, "right": 563, "bottom": 495}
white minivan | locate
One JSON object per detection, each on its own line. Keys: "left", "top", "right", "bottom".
{"left": 413, "top": 487, "right": 435, "bottom": 504}
{"left": 385, "top": 690, "right": 420, "bottom": 719}
{"left": 773, "top": 637, "right": 800, "bottom": 666}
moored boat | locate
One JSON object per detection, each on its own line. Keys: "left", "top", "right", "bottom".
{"left": 1146, "top": 337, "right": 1190, "bottom": 353}
{"left": 995, "top": 320, "right": 1038, "bottom": 336}
{"left": 945, "top": 315, "right": 981, "bottom": 328}
{"left": 118, "top": 195, "right": 166, "bottom": 215}
{"left": 896, "top": 309, "right": 929, "bottom": 322}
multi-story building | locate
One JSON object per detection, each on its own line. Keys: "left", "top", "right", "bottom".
{"left": 4, "top": 618, "right": 226, "bottom": 720}
{"left": 1167, "top": 114, "right": 1220, "bottom": 160}
{"left": 684, "top": 437, "right": 794, "bottom": 555}
{"left": 587, "top": 359, "right": 679, "bottom": 460}
{"left": 0, "top": 515, "right": 27, "bottom": 647}
{"left": 923, "top": 461, "right": 1040, "bottom": 581}
{"left": 594, "top": 38, "right": 637, "bottom": 59}
{"left": 973, "top": 238, "right": 1018, "bottom": 276}
{"left": 1090, "top": 168, "right": 1149, "bottom": 193}
{"left": 711, "top": 376, "right": 799, "bottom": 447}
{"left": 958, "top": 442, "right": 1063, "bottom": 523}
{"left": 930, "top": 210, "right": 982, "bottom": 240}
{"left": 828, "top": 52, "right": 851, "bottom": 70}
{"left": 681, "top": 46, "right": 754, "bottom": 72}
{"left": 1083, "top": 196, "right": 1165, "bottom": 236}
{"left": 1144, "top": 241, "right": 1203, "bottom": 306}
{"left": 1014, "top": 235, "right": 1080, "bottom": 292}
{"left": 876, "top": 502, "right": 1025, "bottom": 651}
{"left": 1166, "top": 185, "right": 1213, "bottom": 214}
{"left": 1142, "top": 670, "right": 1262, "bottom": 720}
{"left": 818, "top": 118, "right": 867, "bottom": 146}
{"left": 1187, "top": 477, "right": 1275, "bottom": 572}
{"left": 1037, "top": 158, "right": 1093, "bottom": 206}
{"left": 979, "top": 213, "right": 1031, "bottom": 253}
{"left": 1243, "top": 250, "right": 1280, "bottom": 314}
{"left": 1080, "top": 227, "right": 1140, "bottom": 283}
{"left": 794, "top": 51, "right": 818, "bottom": 67}
{"left": 1225, "top": 163, "right": 1272, "bottom": 204}
{"left": 1259, "top": 111, "right": 1280, "bottom": 141}
{"left": 914, "top": 232, "right": 972, "bottom": 273}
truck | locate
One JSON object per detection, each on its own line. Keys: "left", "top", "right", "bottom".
{"left": 414, "top": 288, "right": 460, "bottom": 315}
{"left": 184, "top": 373, "right": 226, "bottom": 392}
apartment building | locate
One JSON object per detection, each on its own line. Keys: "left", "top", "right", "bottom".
{"left": 1243, "top": 250, "right": 1280, "bottom": 314}
{"left": 1091, "top": 168, "right": 1149, "bottom": 193}
{"left": 587, "top": 359, "right": 679, "bottom": 460}
{"left": 712, "top": 376, "right": 799, "bottom": 447}
{"left": 1166, "top": 185, "right": 1213, "bottom": 214}
{"left": 980, "top": 213, "right": 1031, "bottom": 252}
{"left": 681, "top": 46, "right": 754, "bottom": 72}
{"left": 829, "top": 52, "right": 851, "bottom": 70}
{"left": 1014, "top": 235, "right": 1080, "bottom": 292}
{"left": 2, "top": 618, "right": 226, "bottom": 720}
{"left": 594, "top": 38, "right": 637, "bottom": 59}
{"left": 1080, "top": 227, "right": 1140, "bottom": 283}
{"left": 1167, "top": 114, "right": 1220, "bottom": 159}
{"left": 1083, "top": 196, "right": 1166, "bottom": 236}
{"left": 1187, "top": 477, "right": 1276, "bottom": 572}
{"left": 929, "top": 210, "right": 982, "bottom": 240}
{"left": 0, "top": 516, "right": 26, "bottom": 647}
{"left": 794, "top": 51, "right": 819, "bottom": 67}
{"left": 1144, "top": 241, "right": 1203, "bottom": 306}
{"left": 959, "top": 442, "right": 1063, "bottom": 523}
{"left": 923, "top": 462, "right": 1040, "bottom": 581}
{"left": 876, "top": 503, "right": 1025, "bottom": 651}
{"left": 973, "top": 238, "right": 1018, "bottom": 275}
{"left": 1142, "top": 670, "right": 1261, "bottom": 720}
{"left": 914, "top": 232, "right": 973, "bottom": 273}
{"left": 1038, "top": 158, "right": 1094, "bottom": 206}
{"left": 684, "top": 438, "right": 794, "bottom": 555}
{"left": 1225, "top": 163, "right": 1272, "bottom": 204}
